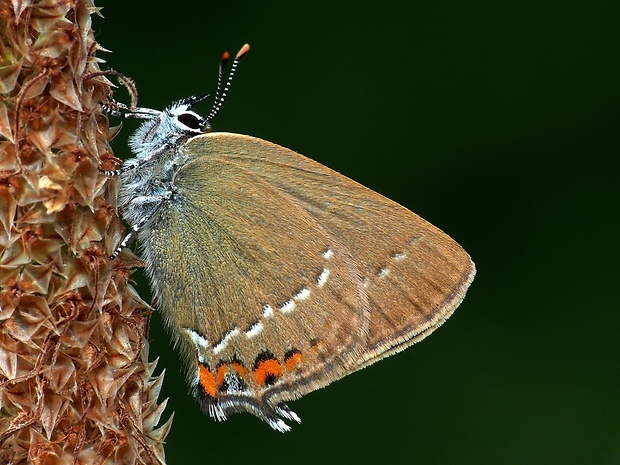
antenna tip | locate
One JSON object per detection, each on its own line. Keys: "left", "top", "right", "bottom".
{"left": 222, "top": 51, "right": 231, "bottom": 61}
{"left": 236, "top": 43, "right": 250, "bottom": 59}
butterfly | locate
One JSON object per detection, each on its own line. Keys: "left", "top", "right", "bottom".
{"left": 103, "top": 44, "right": 475, "bottom": 431}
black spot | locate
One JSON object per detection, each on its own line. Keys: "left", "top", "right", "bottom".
{"left": 264, "top": 373, "right": 278, "bottom": 386}
{"left": 216, "top": 355, "right": 243, "bottom": 368}
{"left": 284, "top": 348, "right": 302, "bottom": 361}
{"left": 233, "top": 355, "right": 245, "bottom": 365}
{"left": 254, "top": 350, "right": 276, "bottom": 370}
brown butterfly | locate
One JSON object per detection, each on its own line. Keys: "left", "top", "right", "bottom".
{"left": 104, "top": 44, "right": 475, "bottom": 431}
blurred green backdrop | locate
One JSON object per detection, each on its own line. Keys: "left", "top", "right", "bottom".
{"left": 96, "top": 2, "right": 620, "bottom": 464}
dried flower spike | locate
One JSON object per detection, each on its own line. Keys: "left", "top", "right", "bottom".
{"left": 0, "top": 2, "right": 170, "bottom": 464}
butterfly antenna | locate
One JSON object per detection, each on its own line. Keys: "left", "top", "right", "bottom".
{"left": 207, "top": 43, "right": 250, "bottom": 122}
{"left": 211, "top": 50, "right": 230, "bottom": 111}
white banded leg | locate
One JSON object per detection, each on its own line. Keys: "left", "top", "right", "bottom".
{"left": 101, "top": 167, "right": 122, "bottom": 177}
{"left": 111, "top": 221, "right": 143, "bottom": 259}
{"left": 101, "top": 100, "right": 161, "bottom": 119}
{"left": 100, "top": 101, "right": 165, "bottom": 176}
{"left": 100, "top": 141, "right": 172, "bottom": 177}
{"left": 110, "top": 191, "right": 172, "bottom": 259}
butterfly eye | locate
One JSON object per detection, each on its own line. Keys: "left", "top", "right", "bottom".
{"left": 177, "top": 112, "right": 204, "bottom": 130}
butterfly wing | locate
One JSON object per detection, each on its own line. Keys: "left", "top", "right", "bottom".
{"left": 145, "top": 132, "right": 475, "bottom": 430}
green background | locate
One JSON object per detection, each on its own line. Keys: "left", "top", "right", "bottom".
{"left": 96, "top": 2, "right": 620, "bottom": 464}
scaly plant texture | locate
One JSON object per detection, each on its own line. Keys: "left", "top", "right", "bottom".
{"left": 0, "top": 1, "right": 171, "bottom": 464}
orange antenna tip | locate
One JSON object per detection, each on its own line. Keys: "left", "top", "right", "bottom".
{"left": 236, "top": 43, "right": 250, "bottom": 59}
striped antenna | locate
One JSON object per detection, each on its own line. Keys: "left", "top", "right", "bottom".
{"left": 207, "top": 43, "right": 250, "bottom": 122}
{"left": 212, "top": 50, "right": 230, "bottom": 111}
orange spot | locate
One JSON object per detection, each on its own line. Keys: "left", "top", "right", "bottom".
{"left": 216, "top": 365, "right": 227, "bottom": 387}
{"left": 254, "top": 359, "right": 283, "bottom": 386}
{"left": 230, "top": 361, "right": 249, "bottom": 377}
{"left": 285, "top": 352, "right": 303, "bottom": 370}
{"left": 222, "top": 51, "right": 231, "bottom": 60}
{"left": 198, "top": 365, "right": 217, "bottom": 398}
{"left": 216, "top": 361, "right": 249, "bottom": 388}
{"left": 309, "top": 339, "right": 322, "bottom": 352}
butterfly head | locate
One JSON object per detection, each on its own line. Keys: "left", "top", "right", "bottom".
{"left": 121, "top": 94, "right": 209, "bottom": 157}
{"left": 106, "top": 44, "right": 250, "bottom": 159}
{"left": 166, "top": 95, "right": 212, "bottom": 134}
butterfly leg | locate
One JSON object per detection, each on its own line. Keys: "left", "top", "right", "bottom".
{"left": 110, "top": 191, "right": 172, "bottom": 259}
{"left": 101, "top": 100, "right": 161, "bottom": 119}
